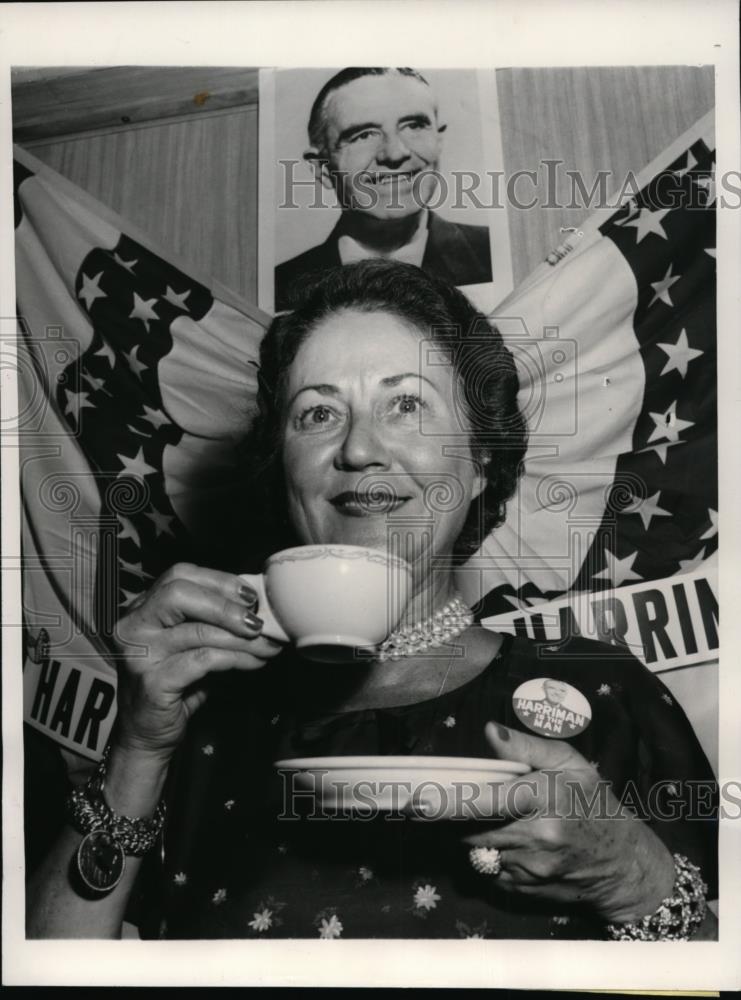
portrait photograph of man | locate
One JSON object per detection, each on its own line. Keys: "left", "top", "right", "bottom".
{"left": 260, "top": 67, "right": 511, "bottom": 314}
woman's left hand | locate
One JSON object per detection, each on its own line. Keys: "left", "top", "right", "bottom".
{"left": 464, "top": 722, "right": 676, "bottom": 924}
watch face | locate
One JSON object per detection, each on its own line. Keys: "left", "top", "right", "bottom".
{"left": 76, "top": 830, "right": 126, "bottom": 893}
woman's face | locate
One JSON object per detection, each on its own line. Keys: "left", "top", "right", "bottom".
{"left": 281, "top": 307, "right": 486, "bottom": 565}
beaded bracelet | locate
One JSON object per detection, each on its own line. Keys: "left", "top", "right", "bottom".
{"left": 605, "top": 854, "right": 708, "bottom": 941}
{"left": 67, "top": 745, "right": 167, "bottom": 894}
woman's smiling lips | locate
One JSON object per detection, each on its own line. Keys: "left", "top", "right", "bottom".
{"left": 329, "top": 490, "right": 412, "bottom": 516}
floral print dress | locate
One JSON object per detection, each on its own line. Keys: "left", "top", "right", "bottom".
{"left": 122, "top": 634, "right": 717, "bottom": 939}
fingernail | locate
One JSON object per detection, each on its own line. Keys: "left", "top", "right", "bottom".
{"left": 239, "top": 584, "right": 257, "bottom": 607}
{"left": 495, "top": 723, "right": 510, "bottom": 741}
{"left": 243, "top": 611, "right": 263, "bottom": 631}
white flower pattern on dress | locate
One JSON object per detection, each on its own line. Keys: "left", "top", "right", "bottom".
{"left": 551, "top": 915, "right": 570, "bottom": 925}
{"left": 202, "top": 743, "right": 215, "bottom": 756}
{"left": 456, "top": 918, "right": 490, "bottom": 939}
{"left": 224, "top": 799, "right": 235, "bottom": 811}
{"left": 212, "top": 888, "right": 227, "bottom": 905}
{"left": 413, "top": 884, "right": 441, "bottom": 911}
{"left": 173, "top": 872, "right": 187, "bottom": 886}
{"left": 597, "top": 683, "right": 611, "bottom": 696}
{"left": 662, "top": 693, "right": 674, "bottom": 705}
{"left": 358, "top": 866, "right": 374, "bottom": 882}
{"left": 443, "top": 715, "right": 456, "bottom": 728}
{"left": 318, "top": 914, "right": 343, "bottom": 939}
{"left": 248, "top": 908, "right": 273, "bottom": 932}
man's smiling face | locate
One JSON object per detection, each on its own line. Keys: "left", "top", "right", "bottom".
{"left": 320, "top": 72, "right": 444, "bottom": 220}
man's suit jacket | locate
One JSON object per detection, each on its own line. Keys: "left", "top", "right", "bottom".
{"left": 274, "top": 212, "right": 492, "bottom": 311}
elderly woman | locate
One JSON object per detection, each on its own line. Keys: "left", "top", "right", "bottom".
{"left": 27, "top": 260, "right": 717, "bottom": 940}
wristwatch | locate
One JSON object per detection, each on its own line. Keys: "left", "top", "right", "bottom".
{"left": 67, "top": 745, "right": 167, "bottom": 894}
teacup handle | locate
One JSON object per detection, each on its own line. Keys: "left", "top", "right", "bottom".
{"left": 239, "top": 573, "right": 290, "bottom": 644}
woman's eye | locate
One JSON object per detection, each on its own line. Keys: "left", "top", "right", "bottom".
{"left": 295, "top": 404, "right": 340, "bottom": 431}
{"left": 389, "top": 393, "right": 424, "bottom": 417}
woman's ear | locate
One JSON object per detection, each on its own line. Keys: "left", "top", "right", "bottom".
{"left": 472, "top": 452, "right": 491, "bottom": 501}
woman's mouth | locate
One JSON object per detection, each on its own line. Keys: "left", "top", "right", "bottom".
{"left": 330, "top": 490, "right": 411, "bottom": 516}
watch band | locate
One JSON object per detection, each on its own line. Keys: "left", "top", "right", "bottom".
{"left": 67, "top": 744, "right": 167, "bottom": 894}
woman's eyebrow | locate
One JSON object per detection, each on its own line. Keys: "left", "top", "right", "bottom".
{"left": 287, "top": 383, "right": 340, "bottom": 407}
{"left": 380, "top": 372, "right": 436, "bottom": 388}
{"left": 288, "top": 373, "right": 437, "bottom": 406}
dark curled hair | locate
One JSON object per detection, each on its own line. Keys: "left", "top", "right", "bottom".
{"left": 243, "top": 260, "right": 527, "bottom": 563}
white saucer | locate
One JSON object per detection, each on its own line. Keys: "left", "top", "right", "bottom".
{"left": 274, "top": 756, "right": 531, "bottom": 819}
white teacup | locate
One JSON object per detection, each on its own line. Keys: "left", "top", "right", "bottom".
{"left": 240, "top": 544, "right": 412, "bottom": 662}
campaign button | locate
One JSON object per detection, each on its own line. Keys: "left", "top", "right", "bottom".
{"left": 512, "top": 678, "right": 591, "bottom": 738}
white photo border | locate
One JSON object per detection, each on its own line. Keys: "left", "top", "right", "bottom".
{"left": 1, "top": 0, "right": 739, "bottom": 989}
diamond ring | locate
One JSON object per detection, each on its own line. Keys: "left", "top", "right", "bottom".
{"left": 469, "top": 846, "right": 503, "bottom": 876}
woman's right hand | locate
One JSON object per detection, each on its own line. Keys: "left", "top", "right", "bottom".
{"left": 113, "top": 563, "right": 284, "bottom": 763}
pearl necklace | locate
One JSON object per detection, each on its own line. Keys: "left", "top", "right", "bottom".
{"left": 377, "top": 595, "right": 474, "bottom": 661}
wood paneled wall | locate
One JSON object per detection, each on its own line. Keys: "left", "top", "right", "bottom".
{"left": 19, "top": 65, "right": 714, "bottom": 303}
{"left": 497, "top": 66, "right": 715, "bottom": 283}
{"left": 25, "top": 108, "right": 258, "bottom": 301}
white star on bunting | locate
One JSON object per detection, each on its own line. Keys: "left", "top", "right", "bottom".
{"left": 63, "top": 388, "right": 95, "bottom": 426}
{"left": 673, "top": 149, "right": 697, "bottom": 178}
{"left": 675, "top": 549, "right": 707, "bottom": 574}
{"left": 78, "top": 271, "right": 107, "bottom": 310}
{"left": 94, "top": 340, "right": 116, "bottom": 368}
{"left": 700, "top": 509, "right": 718, "bottom": 540}
{"left": 126, "top": 423, "right": 152, "bottom": 438}
{"left": 82, "top": 370, "right": 112, "bottom": 396}
{"left": 636, "top": 439, "right": 684, "bottom": 465}
{"left": 163, "top": 286, "right": 191, "bottom": 311}
{"left": 144, "top": 506, "right": 176, "bottom": 537}
{"left": 120, "top": 559, "right": 153, "bottom": 581}
{"left": 120, "top": 589, "right": 142, "bottom": 608}
{"left": 647, "top": 401, "right": 694, "bottom": 445}
{"left": 694, "top": 162, "right": 716, "bottom": 205}
{"left": 139, "top": 404, "right": 170, "bottom": 430}
{"left": 594, "top": 547, "right": 642, "bottom": 587}
{"left": 503, "top": 593, "right": 550, "bottom": 611}
{"left": 113, "top": 253, "right": 138, "bottom": 273}
{"left": 648, "top": 265, "right": 681, "bottom": 309}
{"left": 624, "top": 491, "right": 671, "bottom": 531}
{"left": 657, "top": 329, "right": 703, "bottom": 378}
{"left": 116, "top": 446, "right": 158, "bottom": 480}
{"left": 622, "top": 205, "right": 671, "bottom": 243}
{"left": 129, "top": 293, "right": 159, "bottom": 331}
{"left": 617, "top": 197, "right": 639, "bottom": 220}
{"left": 117, "top": 517, "right": 141, "bottom": 545}
{"left": 124, "top": 345, "right": 148, "bottom": 379}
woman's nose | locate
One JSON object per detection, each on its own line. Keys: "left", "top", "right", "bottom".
{"left": 334, "top": 416, "right": 390, "bottom": 470}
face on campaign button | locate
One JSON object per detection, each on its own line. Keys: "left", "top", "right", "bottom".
{"left": 512, "top": 678, "right": 592, "bottom": 738}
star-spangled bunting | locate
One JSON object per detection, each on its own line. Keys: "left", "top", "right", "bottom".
{"left": 61, "top": 232, "right": 217, "bottom": 631}
{"left": 578, "top": 142, "right": 717, "bottom": 595}
{"left": 15, "top": 148, "right": 268, "bottom": 760}
{"left": 480, "top": 138, "right": 717, "bottom": 615}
